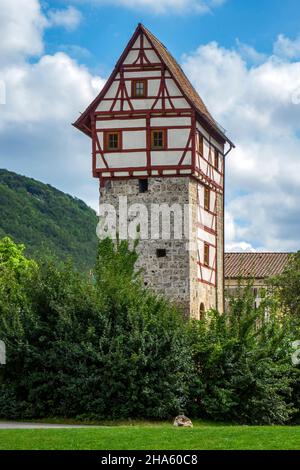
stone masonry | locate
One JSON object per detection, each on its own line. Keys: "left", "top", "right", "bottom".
{"left": 99, "top": 176, "right": 224, "bottom": 318}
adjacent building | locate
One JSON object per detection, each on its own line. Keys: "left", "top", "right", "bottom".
{"left": 225, "top": 252, "right": 291, "bottom": 309}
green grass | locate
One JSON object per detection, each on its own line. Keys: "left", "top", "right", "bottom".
{"left": 1, "top": 422, "right": 300, "bottom": 450}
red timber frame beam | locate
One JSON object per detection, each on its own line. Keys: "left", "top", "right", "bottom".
{"left": 196, "top": 181, "right": 218, "bottom": 287}
{"left": 195, "top": 128, "right": 224, "bottom": 194}
{"left": 91, "top": 108, "right": 195, "bottom": 179}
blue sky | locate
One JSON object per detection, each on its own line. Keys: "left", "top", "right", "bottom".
{"left": 44, "top": 0, "right": 300, "bottom": 71}
{"left": 1, "top": 0, "right": 300, "bottom": 252}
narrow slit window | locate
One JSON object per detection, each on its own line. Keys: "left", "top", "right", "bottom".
{"left": 214, "top": 148, "right": 219, "bottom": 170}
{"left": 199, "top": 134, "right": 204, "bottom": 155}
{"left": 139, "top": 179, "right": 148, "bottom": 193}
{"left": 132, "top": 79, "right": 147, "bottom": 98}
{"left": 199, "top": 303, "right": 206, "bottom": 320}
{"left": 204, "top": 243, "right": 210, "bottom": 267}
{"left": 151, "top": 130, "right": 165, "bottom": 150}
{"left": 204, "top": 187, "right": 210, "bottom": 211}
{"left": 105, "top": 131, "right": 121, "bottom": 151}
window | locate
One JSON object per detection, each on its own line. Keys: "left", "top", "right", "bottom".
{"left": 139, "top": 179, "right": 148, "bottom": 193}
{"left": 104, "top": 131, "right": 121, "bottom": 151}
{"left": 204, "top": 187, "right": 210, "bottom": 211}
{"left": 199, "top": 135, "right": 204, "bottom": 155}
{"left": 156, "top": 248, "right": 166, "bottom": 258}
{"left": 199, "top": 303, "right": 206, "bottom": 320}
{"left": 214, "top": 148, "right": 219, "bottom": 170}
{"left": 151, "top": 129, "right": 165, "bottom": 150}
{"left": 105, "top": 180, "right": 112, "bottom": 191}
{"left": 204, "top": 243, "right": 210, "bottom": 267}
{"left": 132, "top": 79, "right": 147, "bottom": 98}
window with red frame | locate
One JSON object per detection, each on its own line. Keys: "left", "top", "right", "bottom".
{"left": 132, "top": 79, "right": 147, "bottom": 98}
{"left": 104, "top": 131, "right": 121, "bottom": 151}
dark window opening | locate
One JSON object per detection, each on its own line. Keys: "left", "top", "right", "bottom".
{"left": 139, "top": 179, "right": 148, "bottom": 193}
{"left": 108, "top": 133, "right": 118, "bottom": 149}
{"left": 204, "top": 243, "right": 210, "bottom": 267}
{"left": 214, "top": 148, "right": 219, "bottom": 170}
{"left": 105, "top": 180, "right": 112, "bottom": 191}
{"left": 204, "top": 187, "right": 210, "bottom": 211}
{"left": 156, "top": 249, "right": 167, "bottom": 258}
{"left": 151, "top": 130, "right": 165, "bottom": 150}
{"left": 199, "top": 303, "right": 206, "bottom": 320}
{"left": 199, "top": 134, "right": 204, "bottom": 155}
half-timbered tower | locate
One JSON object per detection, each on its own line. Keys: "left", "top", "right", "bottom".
{"left": 73, "top": 24, "right": 234, "bottom": 318}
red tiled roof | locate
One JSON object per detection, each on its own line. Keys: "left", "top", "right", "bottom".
{"left": 141, "top": 25, "right": 225, "bottom": 139}
{"left": 225, "top": 252, "right": 291, "bottom": 279}
{"left": 73, "top": 24, "right": 234, "bottom": 147}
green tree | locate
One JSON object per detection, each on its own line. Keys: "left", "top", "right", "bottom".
{"left": 0, "top": 237, "right": 192, "bottom": 420}
{"left": 269, "top": 252, "right": 300, "bottom": 317}
{"left": 187, "top": 286, "right": 297, "bottom": 424}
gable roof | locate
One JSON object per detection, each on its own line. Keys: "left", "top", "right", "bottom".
{"left": 225, "top": 252, "right": 291, "bottom": 279}
{"left": 73, "top": 24, "right": 234, "bottom": 147}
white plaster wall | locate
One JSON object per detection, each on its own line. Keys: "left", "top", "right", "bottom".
{"left": 165, "top": 78, "right": 181, "bottom": 96}
{"left": 168, "top": 128, "right": 190, "bottom": 148}
{"left": 104, "top": 81, "right": 119, "bottom": 99}
{"left": 124, "top": 70, "right": 162, "bottom": 78}
{"left": 123, "top": 50, "right": 139, "bottom": 64}
{"left": 123, "top": 130, "right": 146, "bottom": 149}
{"left": 147, "top": 79, "right": 161, "bottom": 95}
{"left": 96, "top": 119, "right": 146, "bottom": 130}
{"left": 145, "top": 49, "right": 160, "bottom": 62}
{"left": 151, "top": 116, "right": 191, "bottom": 127}
{"left": 151, "top": 150, "right": 190, "bottom": 166}
{"left": 171, "top": 98, "right": 189, "bottom": 108}
{"left": 103, "top": 152, "right": 147, "bottom": 168}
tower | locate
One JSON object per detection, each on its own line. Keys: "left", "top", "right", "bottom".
{"left": 73, "top": 24, "right": 234, "bottom": 318}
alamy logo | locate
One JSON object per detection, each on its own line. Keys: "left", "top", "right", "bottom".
{"left": 0, "top": 340, "right": 6, "bottom": 365}
{"left": 96, "top": 196, "right": 193, "bottom": 243}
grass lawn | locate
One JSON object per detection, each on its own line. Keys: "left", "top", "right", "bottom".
{"left": 0, "top": 421, "right": 300, "bottom": 450}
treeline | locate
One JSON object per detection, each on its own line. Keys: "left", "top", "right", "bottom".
{"left": 0, "top": 236, "right": 300, "bottom": 424}
{"left": 0, "top": 169, "right": 98, "bottom": 271}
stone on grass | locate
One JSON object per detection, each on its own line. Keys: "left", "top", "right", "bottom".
{"left": 173, "top": 415, "right": 193, "bottom": 427}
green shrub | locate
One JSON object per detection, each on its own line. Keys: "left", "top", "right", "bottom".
{"left": 0, "top": 237, "right": 192, "bottom": 420}
{"left": 187, "top": 286, "right": 298, "bottom": 424}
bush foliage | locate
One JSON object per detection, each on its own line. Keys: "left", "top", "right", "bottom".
{"left": 0, "top": 236, "right": 299, "bottom": 423}
{"left": 187, "top": 287, "right": 299, "bottom": 424}
{"left": 0, "top": 237, "right": 191, "bottom": 420}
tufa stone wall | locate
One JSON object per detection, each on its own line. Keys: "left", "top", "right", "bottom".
{"left": 99, "top": 176, "right": 223, "bottom": 317}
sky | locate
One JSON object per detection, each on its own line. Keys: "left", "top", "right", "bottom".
{"left": 1, "top": 0, "right": 300, "bottom": 252}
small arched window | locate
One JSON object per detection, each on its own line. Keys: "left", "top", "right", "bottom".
{"left": 199, "top": 303, "right": 205, "bottom": 320}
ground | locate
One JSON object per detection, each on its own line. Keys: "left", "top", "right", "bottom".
{"left": 0, "top": 421, "right": 300, "bottom": 450}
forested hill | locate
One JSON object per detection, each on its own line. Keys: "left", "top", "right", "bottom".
{"left": 0, "top": 169, "right": 98, "bottom": 271}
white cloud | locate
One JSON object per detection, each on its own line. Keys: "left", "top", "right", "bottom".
{"left": 47, "top": 6, "right": 82, "bottom": 31}
{"left": 235, "top": 39, "right": 266, "bottom": 65}
{"left": 0, "top": 0, "right": 47, "bottom": 62}
{"left": 182, "top": 41, "right": 300, "bottom": 252}
{"left": 0, "top": 0, "right": 103, "bottom": 211}
{"left": 273, "top": 34, "right": 300, "bottom": 60}
{"left": 72, "top": 0, "right": 226, "bottom": 15}
{"left": 0, "top": 51, "right": 104, "bottom": 210}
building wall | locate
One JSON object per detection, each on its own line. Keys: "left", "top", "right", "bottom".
{"left": 225, "top": 278, "right": 267, "bottom": 312}
{"left": 94, "top": 114, "right": 193, "bottom": 177}
{"left": 99, "top": 176, "right": 223, "bottom": 318}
